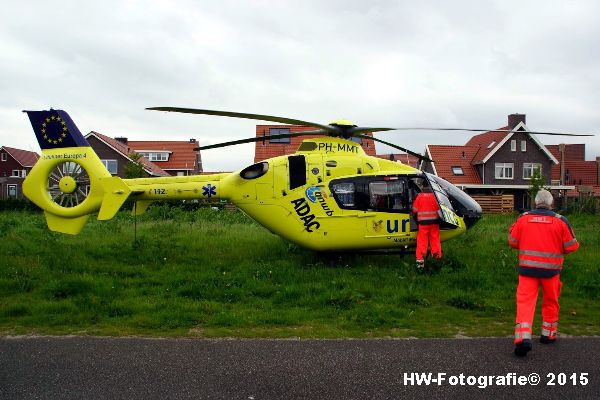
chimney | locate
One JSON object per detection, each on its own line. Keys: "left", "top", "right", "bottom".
{"left": 189, "top": 138, "right": 197, "bottom": 143}
{"left": 508, "top": 113, "right": 526, "bottom": 129}
{"left": 115, "top": 137, "right": 128, "bottom": 145}
{"left": 559, "top": 143, "right": 566, "bottom": 185}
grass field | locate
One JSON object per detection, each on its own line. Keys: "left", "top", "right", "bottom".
{"left": 1, "top": 206, "right": 599, "bottom": 338}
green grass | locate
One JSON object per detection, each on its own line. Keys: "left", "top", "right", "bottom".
{"left": 1, "top": 206, "right": 599, "bottom": 338}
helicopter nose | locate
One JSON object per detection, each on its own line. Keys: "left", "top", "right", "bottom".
{"left": 462, "top": 206, "right": 483, "bottom": 228}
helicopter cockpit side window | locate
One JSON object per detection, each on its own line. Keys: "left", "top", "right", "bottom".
{"left": 332, "top": 182, "right": 355, "bottom": 207}
{"left": 330, "top": 176, "right": 409, "bottom": 213}
{"left": 368, "top": 180, "right": 408, "bottom": 212}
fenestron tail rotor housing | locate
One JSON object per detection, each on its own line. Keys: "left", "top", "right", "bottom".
{"left": 47, "top": 161, "right": 91, "bottom": 208}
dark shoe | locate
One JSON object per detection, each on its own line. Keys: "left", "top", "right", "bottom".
{"left": 540, "top": 335, "right": 556, "bottom": 344}
{"left": 514, "top": 339, "right": 532, "bottom": 357}
{"left": 416, "top": 259, "right": 424, "bottom": 272}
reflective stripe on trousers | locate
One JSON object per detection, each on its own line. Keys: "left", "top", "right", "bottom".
{"left": 541, "top": 321, "right": 558, "bottom": 338}
{"left": 514, "top": 322, "right": 532, "bottom": 342}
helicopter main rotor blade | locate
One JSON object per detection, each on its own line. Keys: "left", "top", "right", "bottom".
{"left": 194, "top": 131, "right": 326, "bottom": 150}
{"left": 355, "top": 134, "right": 433, "bottom": 163}
{"left": 392, "top": 127, "right": 595, "bottom": 136}
{"left": 147, "top": 107, "right": 337, "bottom": 133}
{"left": 347, "top": 127, "right": 396, "bottom": 135}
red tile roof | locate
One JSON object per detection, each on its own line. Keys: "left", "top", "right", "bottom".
{"left": 128, "top": 140, "right": 199, "bottom": 171}
{"left": 464, "top": 127, "right": 510, "bottom": 163}
{"left": 426, "top": 145, "right": 481, "bottom": 184}
{"left": 88, "top": 132, "right": 169, "bottom": 176}
{"left": 2, "top": 146, "right": 39, "bottom": 167}
{"left": 561, "top": 161, "right": 598, "bottom": 185}
{"left": 546, "top": 144, "right": 586, "bottom": 162}
{"left": 546, "top": 144, "right": 596, "bottom": 184}
{"left": 376, "top": 153, "right": 420, "bottom": 168}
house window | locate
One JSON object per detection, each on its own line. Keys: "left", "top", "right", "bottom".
{"left": 451, "top": 166, "right": 464, "bottom": 175}
{"left": 523, "top": 163, "right": 542, "bottom": 179}
{"left": 268, "top": 128, "right": 291, "bottom": 143}
{"left": 101, "top": 159, "right": 118, "bottom": 174}
{"left": 521, "top": 140, "right": 526, "bottom": 152}
{"left": 510, "top": 140, "right": 516, "bottom": 151}
{"left": 495, "top": 163, "right": 514, "bottom": 179}
{"left": 1, "top": 152, "right": 6, "bottom": 161}
{"left": 11, "top": 170, "right": 26, "bottom": 178}
{"left": 7, "top": 184, "right": 17, "bottom": 199}
{"left": 138, "top": 152, "right": 169, "bottom": 161}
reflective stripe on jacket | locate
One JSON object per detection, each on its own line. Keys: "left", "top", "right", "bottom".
{"left": 508, "top": 208, "right": 579, "bottom": 277}
{"left": 412, "top": 191, "right": 441, "bottom": 225}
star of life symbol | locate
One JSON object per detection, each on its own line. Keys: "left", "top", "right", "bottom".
{"left": 41, "top": 114, "right": 69, "bottom": 145}
{"left": 202, "top": 183, "right": 217, "bottom": 198}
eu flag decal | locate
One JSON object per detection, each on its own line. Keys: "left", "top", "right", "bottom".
{"left": 23, "top": 109, "right": 89, "bottom": 150}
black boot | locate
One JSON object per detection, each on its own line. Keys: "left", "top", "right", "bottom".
{"left": 540, "top": 335, "right": 556, "bottom": 344}
{"left": 514, "top": 339, "right": 532, "bottom": 357}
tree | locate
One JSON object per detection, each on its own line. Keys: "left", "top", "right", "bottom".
{"left": 124, "top": 152, "right": 146, "bottom": 179}
{"left": 528, "top": 167, "right": 547, "bottom": 207}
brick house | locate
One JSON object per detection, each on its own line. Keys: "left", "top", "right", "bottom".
{"left": 547, "top": 143, "right": 600, "bottom": 198}
{"left": 85, "top": 132, "right": 170, "bottom": 177}
{"left": 128, "top": 139, "right": 203, "bottom": 176}
{"left": 422, "top": 114, "right": 575, "bottom": 210}
{"left": 254, "top": 125, "right": 377, "bottom": 162}
{"left": 0, "top": 146, "right": 39, "bottom": 200}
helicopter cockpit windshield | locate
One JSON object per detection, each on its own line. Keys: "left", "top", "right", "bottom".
{"left": 426, "top": 173, "right": 482, "bottom": 228}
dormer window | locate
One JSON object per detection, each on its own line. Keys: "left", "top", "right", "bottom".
{"left": 268, "top": 128, "right": 291, "bottom": 143}
{"left": 451, "top": 166, "right": 464, "bottom": 175}
{"left": 138, "top": 151, "right": 170, "bottom": 162}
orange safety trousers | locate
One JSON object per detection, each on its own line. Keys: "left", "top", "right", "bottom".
{"left": 415, "top": 224, "right": 441, "bottom": 261}
{"left": 514, "top": 274, "right": 561, "bottom": 344}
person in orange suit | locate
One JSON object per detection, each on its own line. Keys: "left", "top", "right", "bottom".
{"left": 412, "top": 180, "right": 442, "bottom": 271}
{"left": 508, "top": 189, "right": 579, "bottom": 357}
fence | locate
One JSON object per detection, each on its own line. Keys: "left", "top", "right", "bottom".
{"left": 470, "top": 195, "right": 514, "bottom": 214}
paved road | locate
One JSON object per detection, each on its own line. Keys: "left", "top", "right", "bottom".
{"left": 1, "top": 336, "right": 599, "bottom": 399}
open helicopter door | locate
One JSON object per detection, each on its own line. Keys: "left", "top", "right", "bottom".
{"left": 408, "top": 174, "right": 460, "bottom": 231}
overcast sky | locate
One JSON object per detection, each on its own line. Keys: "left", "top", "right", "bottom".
{"left": 1, "top": 0, "right": 599, "bottom": 171}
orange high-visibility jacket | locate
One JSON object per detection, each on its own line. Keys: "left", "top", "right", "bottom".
{"left": 508, "top": 208, "right": 579, "bottom": 278}
{"left": 412, "top": 191, "right": 441, "bottom": 225}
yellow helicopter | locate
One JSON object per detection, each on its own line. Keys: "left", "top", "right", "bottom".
{"left": 21, "top": 107, "right": 589, "bottom": 253}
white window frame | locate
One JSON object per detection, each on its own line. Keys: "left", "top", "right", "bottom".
{"left": 1, "top": 152, "right": 7, "bottom": 161}
{"left": 523, "top": 163, "right": 542, "bottom": 179}
{"left": 521, "top": 140, "right": 527, "bottom": 152}
{"left": 510, "top": 140, "right": 516, "bottom": 152}
{"left": 11, "top": 169, "right": 26, "bottom": 178}
{"left": 495, "top": 163, "right": 514, "bottom": 180}
{"left": 268, "top": 128, "right": 291, "bottom": 144}
{"left": 7, "top": 184, "right": 17, "bottom": 199}
{"left": 451, "top": 166, "right": 464, "bottom": 175}
{"left": 138, "top": 152, "right": 169, "bottom": 162}
{"left": 101, "top": 159, "right": 118, "bottom": 174}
